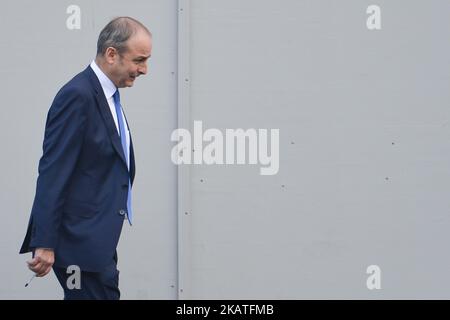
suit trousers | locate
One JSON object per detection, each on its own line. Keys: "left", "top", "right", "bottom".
{"left": 53, "top": 259, "right": 120, "bottom": 300}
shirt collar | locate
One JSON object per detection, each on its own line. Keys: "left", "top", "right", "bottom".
{"left": 90, "top": 60, "right": 117, "bottom": 99}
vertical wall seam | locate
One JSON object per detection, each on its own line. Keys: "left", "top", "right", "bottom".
{"left": 177, "top": 0, "right": 191, "bottom": 300}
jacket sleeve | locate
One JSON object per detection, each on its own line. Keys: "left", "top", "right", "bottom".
{"left": 29, "top": 86, "right": 88, "bottom": 250}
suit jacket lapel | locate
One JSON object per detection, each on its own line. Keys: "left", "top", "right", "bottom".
{"left": 85, "top": 66, "right": 128, "bottom": 169}
{"left": 122, "top": 110, "right": 136, "bottom": 183}
{"left": 129, "top": 136, "right": 136, "bottom": 185}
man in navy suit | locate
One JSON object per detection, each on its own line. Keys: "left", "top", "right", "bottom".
{"left": 19, "top": 17, "right": 152, "bottom": 299}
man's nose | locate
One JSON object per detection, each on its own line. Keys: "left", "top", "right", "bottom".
{"left": 138, "top": 64, "right": 148, "bottom": 75}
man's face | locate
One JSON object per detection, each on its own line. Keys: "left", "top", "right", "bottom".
{"left": 109, "top": 31, "right": 152, "bottom": 88}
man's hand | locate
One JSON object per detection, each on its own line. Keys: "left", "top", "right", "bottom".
{"left": 27, "top": 248, "right": 55, "bottom": 277}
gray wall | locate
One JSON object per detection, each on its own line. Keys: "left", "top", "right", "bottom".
{"left": 1, "top": 0, "right": 450, "bottom": 299}
{"left": 179, "top": 0, "right": 450, "bottom": 299}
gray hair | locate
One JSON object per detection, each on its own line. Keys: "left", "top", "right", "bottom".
{"left": 96, "top": 17, "right": 151, "bottom": 56}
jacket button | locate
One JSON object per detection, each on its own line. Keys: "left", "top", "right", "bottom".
{"left": 122, "top": 183, "right": 128, "bottom": 189}
{"left": 119, "top": 209, "right": 126, "bottom": 216}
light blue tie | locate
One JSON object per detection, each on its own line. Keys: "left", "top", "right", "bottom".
{"left": 113, "top": 89, "right": 133, "bottom": 225}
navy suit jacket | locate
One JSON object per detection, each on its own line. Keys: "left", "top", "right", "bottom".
{"left": 20, "top": 66, "right": 135, "bottom": 272}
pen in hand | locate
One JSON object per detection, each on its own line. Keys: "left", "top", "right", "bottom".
{"left": 24, "top": 274, "right": 36, "bottom": 287}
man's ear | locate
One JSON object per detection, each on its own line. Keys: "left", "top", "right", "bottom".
{"left": 105, "top": 47, "right": 117, "bottom": 64}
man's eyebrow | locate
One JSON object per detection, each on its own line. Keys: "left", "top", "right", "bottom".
{"left": 135, "top": 55, "right": 151, "bottom": 60}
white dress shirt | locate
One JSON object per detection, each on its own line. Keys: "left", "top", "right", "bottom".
{"left": 90, "top": 61, "right": 131, "bottom": 169}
